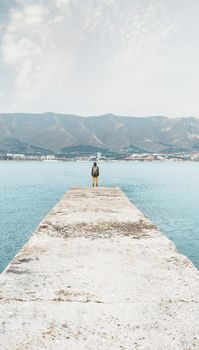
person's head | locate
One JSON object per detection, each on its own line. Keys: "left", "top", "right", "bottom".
{"left": 93, "top": 162, "right": 97, "bottom": 167}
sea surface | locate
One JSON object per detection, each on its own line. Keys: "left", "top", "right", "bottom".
{"left": 0, "top": 160, "right": 199, "bottom": 272}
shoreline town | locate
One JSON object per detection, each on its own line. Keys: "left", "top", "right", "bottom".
{"left": 1, "top": 152, "right": 199, "bottom": 162}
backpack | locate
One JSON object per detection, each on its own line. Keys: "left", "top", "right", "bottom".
{"left": 93, "top": 166, "right": 98, "bottom": 177}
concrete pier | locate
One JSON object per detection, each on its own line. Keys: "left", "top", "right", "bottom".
{"left": 0, "top": 187, "right": 199, "bottom": 349}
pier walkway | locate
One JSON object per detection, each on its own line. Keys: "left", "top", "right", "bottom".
{"left": 0, "top": 187, "right": 199, "bottom": 349}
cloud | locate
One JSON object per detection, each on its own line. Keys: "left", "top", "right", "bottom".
{"left": 76, "top": 0, "right": 179, "bottom": 70}
{"left": 2, "top": 3, "right": 45, "bottom": 85}
{"left": 0, "top": 0, "right": 183, "bottom": 114}
{"left": 1, "top": 1, "right": 67, "bottom": 104}
{"left": 54, "top": 0, "right": 71, "bottom": 8}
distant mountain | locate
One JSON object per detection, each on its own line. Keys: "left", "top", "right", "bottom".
{"left": 0, "top": 113, "right": 199, "bottom": 154}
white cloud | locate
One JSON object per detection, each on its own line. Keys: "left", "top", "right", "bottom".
{"left": 1, "top": 0, "right": 195, "bottom": 116}
{"left": 54, "top": 0, "right": 71, "bottom": 8}
{"left": 24, "top": 5, "right": 48, "bottom": 25}
{"left": 1, "top": 1, "right": 66, "bottom": 102}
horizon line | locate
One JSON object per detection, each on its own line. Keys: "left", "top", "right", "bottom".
{"left": 0, "top": 112, "right": 198, "bottom": 119}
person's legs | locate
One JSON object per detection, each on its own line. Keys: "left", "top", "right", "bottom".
{"left": 92, "top": 177, "right": 99, "bottom": 187}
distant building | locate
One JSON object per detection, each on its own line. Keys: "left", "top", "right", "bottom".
{"left": 97, "top": 152, "right": 101, "bottom": 160}
{"left": 6, "top": 153, "right": 25, "bottom": 160}
{"left": 46, "top": 155, "right": 55, "bottom": 160}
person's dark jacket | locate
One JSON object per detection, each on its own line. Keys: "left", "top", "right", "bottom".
{"left": 91, "top": 166, "right": 99, "bottom": 177}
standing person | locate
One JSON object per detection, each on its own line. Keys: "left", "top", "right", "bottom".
{"left": 91, "top": 162, "right": 99, "bottom": 187}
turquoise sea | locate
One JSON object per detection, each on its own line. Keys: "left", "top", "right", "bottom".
{"left": 0, "top": 161, "right": 199, "bottom": 272}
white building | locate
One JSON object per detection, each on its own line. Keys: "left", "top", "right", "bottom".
{"left": 97, "top": 152, "right": 101, "bottom": 160}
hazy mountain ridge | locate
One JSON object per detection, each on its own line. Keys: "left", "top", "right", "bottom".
{"left": 0, "top": 113, "right": 199, "bottom": 154}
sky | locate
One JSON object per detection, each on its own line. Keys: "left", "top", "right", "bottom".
{"left": 0, "top": 0, "right": 199, "bottom": 117}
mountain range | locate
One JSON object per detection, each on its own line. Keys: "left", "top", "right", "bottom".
{"left": 0, "top": 113, "right": 199, "bottom": 154}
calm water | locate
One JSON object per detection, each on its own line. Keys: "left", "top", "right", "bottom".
{"left": 0, "top": 161, "right": 199, "bottom": 272}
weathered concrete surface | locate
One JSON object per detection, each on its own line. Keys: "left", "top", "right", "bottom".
{"left": 0, "top": 187, "right": 199, "bottom": 350}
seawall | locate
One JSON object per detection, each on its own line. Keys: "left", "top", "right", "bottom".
{"left": 0, "top": 187, "right": 199, "bottom": 349}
